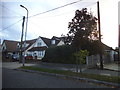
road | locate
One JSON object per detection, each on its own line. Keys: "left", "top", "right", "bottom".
{"left": 2, "top": 68, "right": 109, "bottom": 88}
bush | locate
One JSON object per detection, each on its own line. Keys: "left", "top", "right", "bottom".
{"left": 74, "top": 50, "right": 89, "bottom": 64}
{"left": 42, "top": 45, "right": 76, "bottom": 64}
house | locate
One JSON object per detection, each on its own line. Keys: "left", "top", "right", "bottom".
{"left": 25, "top": 36, "right": 65, "bottom": 59}
{"left": 1, "top": 40, "right": 20, "bottom": 61}
{"left": 86, "top": 43, "right": 118, "bottom": 67}
{"left": 102, "top": 43, "right": 117, "bottom": 63}
{"left": 1, "top": 36, "right": 65, "bottom": 61}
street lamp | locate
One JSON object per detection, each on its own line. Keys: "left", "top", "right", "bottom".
{"left": 20, "top": 5, "right": 29, "bottom": 66}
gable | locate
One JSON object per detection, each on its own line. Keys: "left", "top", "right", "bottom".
{"left": 1, "top": 42, "right": 6, "bottom": 51}
{"left": 26, "top": 37, "right": 49, "bottom": 51}
{"left": 57, "top": 40, "right": 65, "bottom": 46}
{"left": 33, "top": 37, "right": 49, "bottom": 48}
{"left": 40, "top": 37, "right": 51, "bottom": 47}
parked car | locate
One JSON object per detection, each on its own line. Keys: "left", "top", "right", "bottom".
{"left": 25, "top": 55, "right": 33, "bottom": 60}
{"left": 12, "top": 54, "right": 19, "bottom": 61}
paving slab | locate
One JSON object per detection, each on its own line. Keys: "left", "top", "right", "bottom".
{"left": 104, "top": 63, "right": 120, "bottom": 72}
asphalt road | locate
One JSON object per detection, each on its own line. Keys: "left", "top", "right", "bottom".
{"left": 2, "top": 68, "right": 109, "bottom": 88}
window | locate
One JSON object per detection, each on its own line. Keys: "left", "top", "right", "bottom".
{"left": 38, "top": 52, "right": 40, "bottom": 56}
{"left": 17, "top": 43, "right": 20, "bottom": 48}
{"left": 51, "top": 40, "right": 55, "bottom": 45}
{"left": 38, "top": 51, "right": 44, "bottom": 57}
{"left": 37, "top": 42, "right": 42, "bottom": 47}
{"left": 2, "top": 47, "right": 5, "bottom": 50}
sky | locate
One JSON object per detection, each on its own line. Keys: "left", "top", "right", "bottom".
{"left": 0, "top": 0, "right": 119, "bottom": 49}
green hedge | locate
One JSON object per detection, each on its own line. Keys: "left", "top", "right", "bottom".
{"left": 42, "top": 45, "right": 76, "bottom": 64}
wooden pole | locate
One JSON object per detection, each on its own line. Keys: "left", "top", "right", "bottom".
{"left": 97, "top": 1, "right": 103, "bottom": 69}
{"left": 19, "top": 16, "right": 25, "bottom": 63}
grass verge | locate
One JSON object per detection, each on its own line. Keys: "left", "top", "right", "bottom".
{"left": 20, "top": 66, "right": 120, "bottom": 84}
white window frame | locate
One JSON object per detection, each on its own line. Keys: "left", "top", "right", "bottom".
{"left": 38, "top": 51, "right": 43, "bottom": 56}
{"left": 37, "top": 42, "right": 42, "bottom": 47}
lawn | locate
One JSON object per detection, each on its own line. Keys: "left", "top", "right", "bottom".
{"left": 20, "top": 66, "right": 120, "bottom": 84}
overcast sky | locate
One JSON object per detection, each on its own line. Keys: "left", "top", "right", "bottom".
{"left": 0, "top": 0, "right": 119, "bottom": 49}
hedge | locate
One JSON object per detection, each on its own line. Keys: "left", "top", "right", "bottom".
{"left": 42, "top": 45, "right": 76, "bottom": 64}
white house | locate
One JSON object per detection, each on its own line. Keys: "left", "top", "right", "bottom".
{"left": 24, "top": 36, "right": 65, "bottom": 60}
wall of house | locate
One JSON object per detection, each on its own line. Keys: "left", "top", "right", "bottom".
{"left": 27, "top": 51, "right": 33, "bottom": 56}
{"left": 36, "top": 50, "right": 45, "bottom": 59}
{"left": 110, "top": 51, "right": 115, "bottom": 62}
{"left": 27, "top": 50, "right": 45, "bottom": 60}
{"left": 104, "top": 50, "right": 116, "bottom": 62}
{"left": 1, "top": 43, "right": 6, "bottom": 51}
{"left": 57, "top": 40, "right": 65, "bottom": 46}
{"left": 26, "top": 37, "right": 48, "bottom": 60}
{"left": 34, "top": 38, "right": 48, "bottom": 47}
{"left": 0, "top": 45, "right": 1, "bottom": 52}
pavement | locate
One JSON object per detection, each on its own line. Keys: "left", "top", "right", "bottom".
{"left": 2, "top": 61, "right": 120, "bottom": 88}
{"left": 104, "top": 63, "right": 120, "bottom": 72}
{"left": 2, "top": 61, "right": 120, "bottom": 77}
{"left": 2, "top": 62, "right": 36, "bottom": 69}
{"left": 36, "top": 62, "right": 120, "bottom": 76}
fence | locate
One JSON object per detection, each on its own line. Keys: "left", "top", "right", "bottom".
{"left": 86, "top": 54, "right": 113, "bottom": 68}
{"left": 86, "top": 54, "right": 100, "bottom": 68}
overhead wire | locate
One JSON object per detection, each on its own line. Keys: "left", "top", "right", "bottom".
{"left": 0, "top": 0, "right": 97, "bottom": 33}
{"left": 0, "top": 19, "right": 22, "bottom": 32}
{"left": 0, "top": 3, "right": 23, "bottom": 18}
{"left": 0, "top": 0, "right": 83, "bottom": 32}
{"left": 0, "top": 16, "right": 22, "bottom": 18}
{"left": 29, "top": 0, "right": 83, "bottom": 18}
{"left": 41, "top": 2, "right": 97, "bottom": 19}
{"left": 0, "top": 3, "right": 23, "bottom": 31}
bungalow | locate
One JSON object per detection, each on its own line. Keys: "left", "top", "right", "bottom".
{"left": 25, "top": 36, "right": 65, "bottom": 59}
{"left": 1, "top": 36, "right": 65, "bottom": 61}
{"left": 1, "top": 40, "right": 20, "bottom": 61}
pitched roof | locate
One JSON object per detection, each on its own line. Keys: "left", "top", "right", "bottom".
{"left": 2, "top": 36, "right": 65, "bottom": 52}
{"left": 51, "top": 36, "right": 65, "bottom": 41}
{"left": 28, "top": 46, "right": 47, "bottom": 51}
{"left": 25, "top": 38, "right": 37, "bottom": 50}
{"left": 51, "top": 36, "right": 65, "bottom": 46}
{"left": 102, "top": 43, "right": 113, "bottom": 51}
{"left": 40, "top": 36, "right": 51, "bottom": 47}
{"left": 2, "top": 40, "right": 20, "bottom": 52}
{"left": 26, "top": 39, "right": 37, "bottom": 44}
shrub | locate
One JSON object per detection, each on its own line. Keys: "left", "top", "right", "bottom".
{"left": 74, "top": 50, "right": 89, "bottom": 64}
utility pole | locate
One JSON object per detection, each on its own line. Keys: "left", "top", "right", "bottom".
{"left": 97, "top": 1, "right": 103, "bottom": 69}
{"left": 118, "top": 25, "right": 120, "bottom": 62}
{"left": 20, "top": 5, "right": 29, "bottom": 66}
{"left": 19, "top": 16, "right": 25, "bottom": 63}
